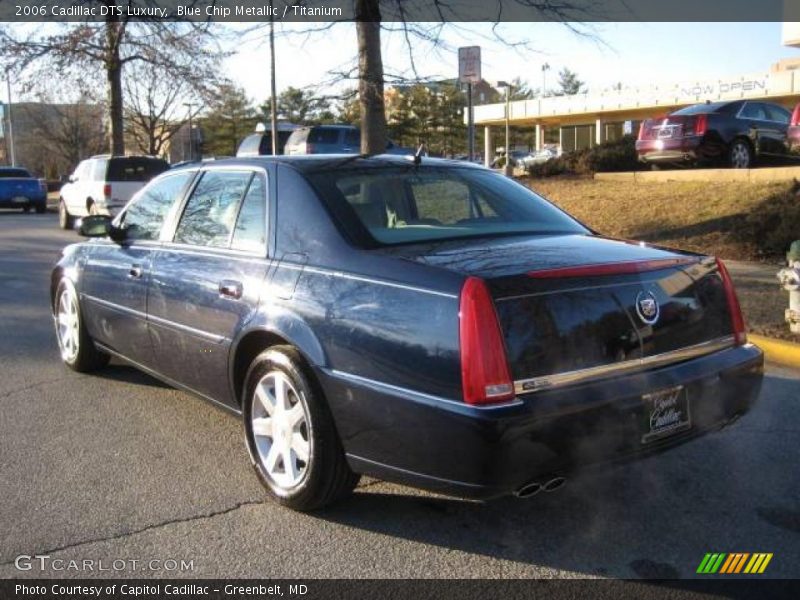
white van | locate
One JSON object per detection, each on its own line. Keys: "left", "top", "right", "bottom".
{"left": 58, "top": 155, "right": 169, "bottom": 229}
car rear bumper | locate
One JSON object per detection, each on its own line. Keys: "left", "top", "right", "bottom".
{"left": 0, "top": 195, "right": 46, "bottom": 208}
{"left": 636, "top": 137, "right": 703, "bottom": 163}
{"left": 320, "top": 343, "right": 763, "bottom": 499}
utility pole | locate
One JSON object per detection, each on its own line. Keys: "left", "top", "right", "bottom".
{"left": 269, "top": 0, "right": 278, "bottom": 155}
{"left": 183, "top": 102, "right": 195, "bottom": 161}
{"left": 466, "top": 83, "right": 474, "bottom": 162}
{"left": 6, "top": 70, "right": 16, "bottom": 167}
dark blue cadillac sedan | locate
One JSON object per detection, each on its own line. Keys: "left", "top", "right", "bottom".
{"left": 51, "top": 155, "right": 763, "bottom": 510}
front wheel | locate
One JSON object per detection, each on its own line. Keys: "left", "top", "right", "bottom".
{"left": 58, "top": 199, "right": 73, "bottom": 230}
{"left": 729, "top": 140, "right": 753, "bottom": 169}
{"left": 243, "top": 346, "right": 359, "bottom": 511}
{"left": 54, "top": 279, "right": 110, "bottom": 372}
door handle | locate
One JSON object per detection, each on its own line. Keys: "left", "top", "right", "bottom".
{"left": 219, "top": 280, "right": 243, "bottom": 299}
{"left": 128, "top": 264, "right": 144, "bottom": 279}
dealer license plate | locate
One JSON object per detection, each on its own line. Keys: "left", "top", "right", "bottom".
{"left": 641, "top": 385, "right": 691, "bottom": 444}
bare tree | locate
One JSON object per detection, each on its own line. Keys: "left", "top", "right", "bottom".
{"left": 0, "top": 7, "right": 226, "bottom": 155}
{"left": 284, "top": 1, "right": 604, "bottom": 154}
{"left": 123, "top": 57, "right": 214, "bottom": 157}
{"left": 14, "top": 90, "right": 106, "bottom": 177}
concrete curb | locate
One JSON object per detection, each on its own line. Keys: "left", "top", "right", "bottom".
{"left": 749, "top": 334, "right": 800, "bottom": 369}
{"left": 594, "top": 166, "right": 800, "bottom": 184}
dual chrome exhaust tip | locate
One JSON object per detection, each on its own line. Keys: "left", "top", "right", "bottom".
{"left": 514, "top": 476, "right": 567, "bottom": 498}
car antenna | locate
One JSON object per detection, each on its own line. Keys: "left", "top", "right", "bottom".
{"left": 413, "top": 142, "right": 426, "bottom": 165}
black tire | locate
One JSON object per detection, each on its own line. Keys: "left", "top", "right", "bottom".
{"left": 22, "top": 205, "right": 31, "bottom": 213}
{"left": 243, "top": 346, "right": 359, "bottom": 511}
{"left": 35, "top": 203, "right": 46, "bottom": 214}
{"left": 729, "top": 139, "right": 754, "bottom": 169}
{"left": 58, "top": 199, "right": 73, "bottom": 230}
{"left": 53, "top": 279, "right": 110, "bottom": 373}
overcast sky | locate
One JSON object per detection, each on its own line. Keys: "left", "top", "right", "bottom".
{"left": 224, "top": 21, "right": 799, "bottom": 104}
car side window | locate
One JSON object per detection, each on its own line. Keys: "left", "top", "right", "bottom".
{"left": 740, "top": 102, "right": 767, "bottom": 120}
{"left": 230, "top": 174, "right": 267, "bottom": 253}
{"left": 75, "top": 161, "right": 90, "bottom": 181}
{"left": 174, "top": 170, "right": 253, "bottom": 248}
{"left": 92, "top": 159, "right": 107, "bottom": 181}
{"left": 120, "top": 172, "right": 194, "bottom": 241}
{"left": 308, "top": 128, "right": 340, "bottom": 144}
{"left": 766, "top": 104, "right": 790, "bottom": 124}
{"left": 344, "top": 128, "right": 360, "bottom": 147}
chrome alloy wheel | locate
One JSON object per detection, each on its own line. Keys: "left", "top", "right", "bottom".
{"left": 56, "top": 285, "right": 80, "bottom": 363}
{"left": 730, "top": 142, "right": 751, "bottom": 168}
{"left": 251, "top": 371, "right": 311, "bottom": 490}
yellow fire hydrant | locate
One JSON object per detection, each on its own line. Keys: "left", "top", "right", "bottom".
{"left": 777, "top": 240, "right": 800, "bottom": 334}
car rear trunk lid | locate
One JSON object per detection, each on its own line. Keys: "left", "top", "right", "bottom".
{"left": 492, "top": 258, "right": 734, "bottom": 392}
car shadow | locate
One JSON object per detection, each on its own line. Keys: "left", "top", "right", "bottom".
{"left": 310, "top": 372, "right": 800, "bottom": 580}
{"left": 101, "top": 362, "right": 170, "bottom": 389}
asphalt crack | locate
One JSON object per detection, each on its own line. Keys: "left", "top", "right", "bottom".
{"left": 0, "top": 499, "right": 265, "bottom": 567}
{"left": 0, "top": 376, "right": 72, "bottom": 399}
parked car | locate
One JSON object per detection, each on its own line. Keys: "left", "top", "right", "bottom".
{"left": 58, "top": 155, "right": 170, "bottom": 229}
{"left": 491, "top": 149, "right": 532, "bottom": 168}
{"left": 636, "top": 100, "right": 793, "bottom": 169}
{"left": 521, "top": 146, "right": 560, "bottom": 168}
{"left": 786, "top": 103, "right": 800, "bottom": 153}
{"left": 0, "top": 167, "right": 47, "bottom": 213}
{"left": 52, "top": 155, "right": 763, "bottom": 510}
{"left": 236, "top": 123, "right": 299, "bottom": 157}
{"left": 284, "top": 124, "right": 414, "bottom": 155}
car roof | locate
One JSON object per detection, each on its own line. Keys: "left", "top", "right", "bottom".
{"left": 295, "top": 124, "right": 357, "bottom": 130}
{"left": 169, "top": 154, "right": 486, "bottom": 174}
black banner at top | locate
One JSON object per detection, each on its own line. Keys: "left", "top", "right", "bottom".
{"left": 1, "top": 0, "right": 800, "bottom": 23}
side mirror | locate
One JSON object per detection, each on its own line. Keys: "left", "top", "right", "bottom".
{"left": 78, "top": 215, "right": 114, "bottom": 238}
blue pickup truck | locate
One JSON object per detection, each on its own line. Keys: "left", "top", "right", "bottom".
{"left": 0, "top": 167, "right": 47, "bottom": 213}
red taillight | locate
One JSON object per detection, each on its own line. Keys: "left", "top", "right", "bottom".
{"left": 637, "top": 121, "right": 648, "bottom": 141}
{"left": 715, "top": 258, "right": 747, "bottom": 345}
{"left": 695, "top": 114, "right": 708, "bottom": 136}
{"left": 103, "top": 183, "right": 111, "bottom": 199}
{"left": 791, "top": 104, "right": 800, "bottom": 127}
{"left": 459, "top": 277, "right": 514, "bottom": 405}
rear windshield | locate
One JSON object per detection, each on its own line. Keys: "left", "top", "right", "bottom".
{"left": 672, "top": 102, "right": 730, "bottom": 116}
{"left": 0, "top": 168, "right": 32, "bottom": 178}
{"left": 307, "top": 166, "right": 588, "bottom": 246}
{"left": 107, "top": 158, "right": 169, "bottom": 182}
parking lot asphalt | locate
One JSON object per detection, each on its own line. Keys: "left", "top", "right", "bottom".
{"left": 0, "top": 210, "right": 798, "bottom": 581}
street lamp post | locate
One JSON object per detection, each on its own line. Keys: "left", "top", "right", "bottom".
{"left": 5, "top": 69, "right": 16, "bottom": 167}
{"left": 183, "top": 102, "right": 195, "bottom": 161}
{"left": 541, "top": 63, "right": 550, "bottom": 98}
{"left": 497, "top": 80, "right": 512, "bottom": 177}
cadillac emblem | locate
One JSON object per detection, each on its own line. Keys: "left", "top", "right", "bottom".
{"left": 636, "top": 291, "right": 660, "bottom": 325}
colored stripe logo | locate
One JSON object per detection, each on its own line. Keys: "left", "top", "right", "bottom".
{"left": 697, "top": 553, "right": 773, "bottom": 574}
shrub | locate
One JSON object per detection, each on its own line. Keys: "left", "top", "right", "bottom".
{"left": 734, "top": 180, "right": 800, "bottom": 258}
{"left": 527, "top": 135, "right": 641, "bottom": 178}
